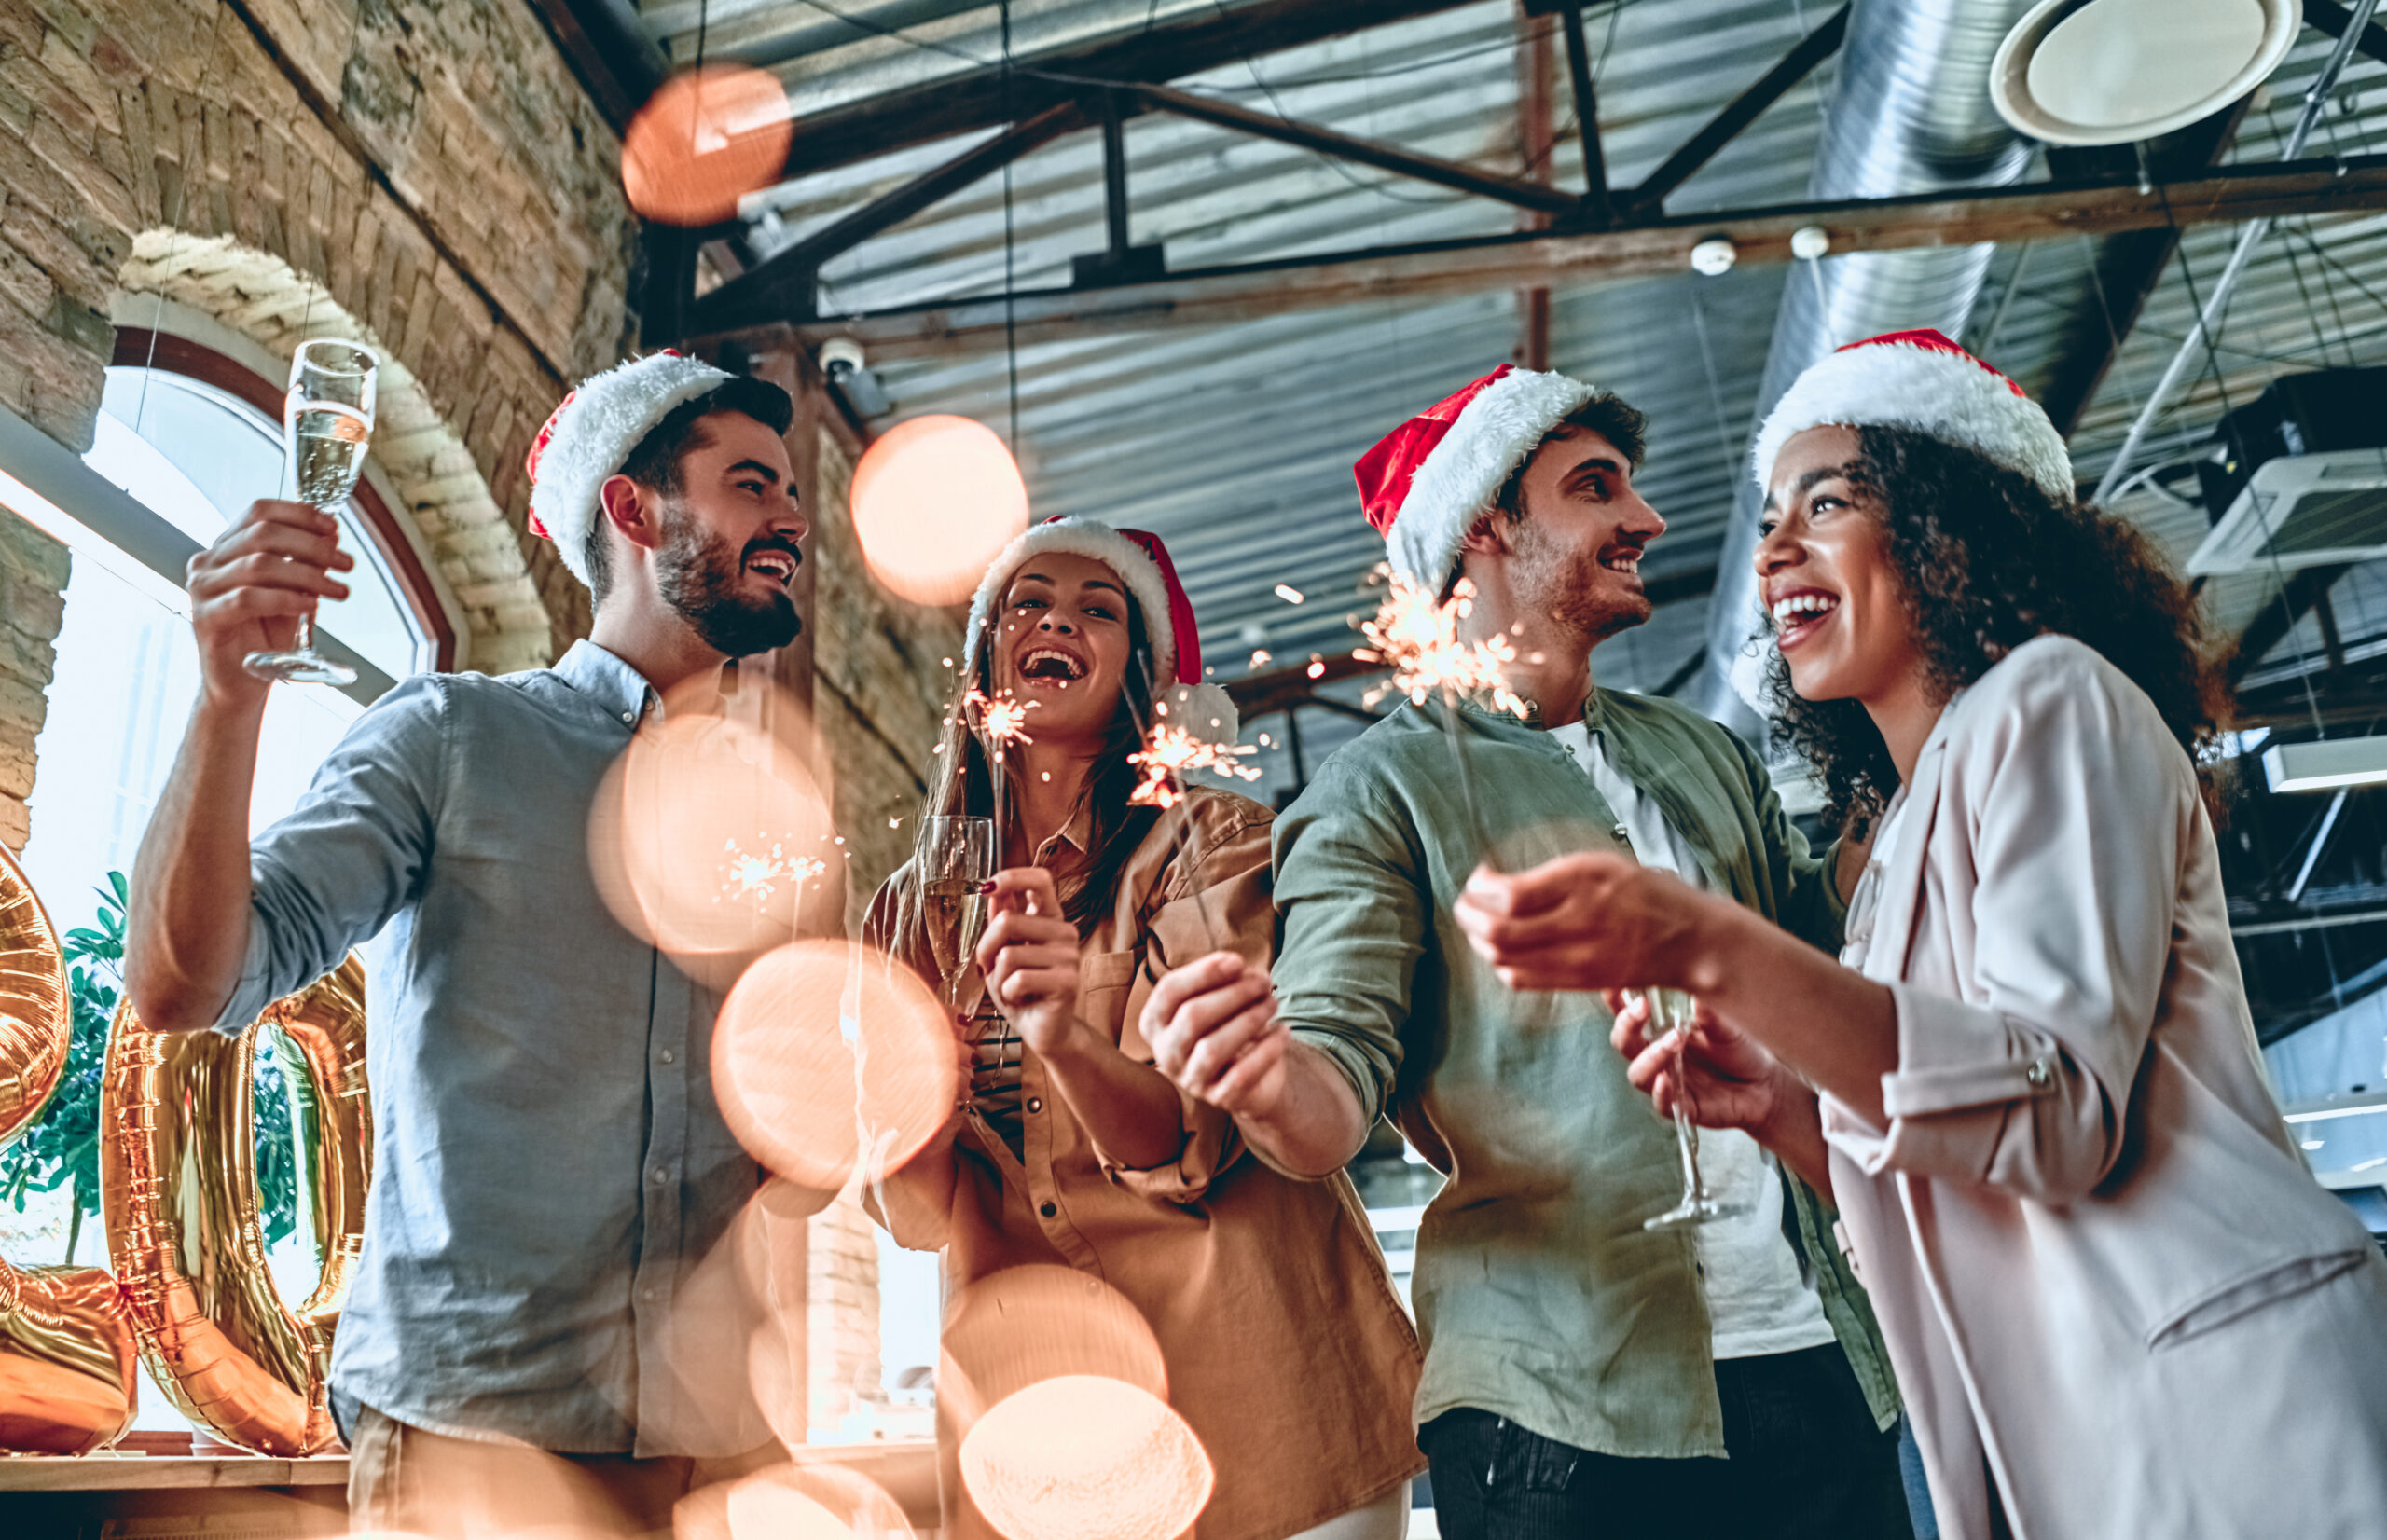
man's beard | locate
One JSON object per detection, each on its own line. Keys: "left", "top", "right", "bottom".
{"left": 655, "top": 503, "right": 803, "bottom": 657}
{"left": 1514, "top": 516, "right": 1650, "bottom": 641}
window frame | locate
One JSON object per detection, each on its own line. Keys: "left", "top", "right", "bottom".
{"left": 109, "top": 326, "right": 460, "bottom": 673}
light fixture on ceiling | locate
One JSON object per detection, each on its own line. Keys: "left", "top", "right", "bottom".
{"left": 1990, "top": 0, "right": 2300, "bottom": 147}
{"left": 2264, "top": 738, "right": 2387, "bottom": 793}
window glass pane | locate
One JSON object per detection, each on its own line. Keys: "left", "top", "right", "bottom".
{"left": 89, "top": 366, "right": 426, "bottom": 681}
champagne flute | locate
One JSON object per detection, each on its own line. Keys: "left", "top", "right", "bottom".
{"left": 922, "top": 816, "right": 997, "bottom": 1016}
{"left": 1629, "top": 986, "right": 1754, "bottom": 1231}
{"left": 244, "top": 338, "right": 377, "bottom": 686}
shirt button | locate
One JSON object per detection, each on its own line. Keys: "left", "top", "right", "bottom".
{"left": 651, "top": 1167, "right": 670, "bottom": 1185}
{"left": 640, "top": 1286, "right": 657, "bottom": 1302}
{"left": 1026, "top": 1097, "right": 1043, "bottom": 1114}
{"left": 659, "top": 1049, "right": 677, "bottom": 1065}
{"left": 622, "top": 709, "right": 635, "bottom": 723}
{"left": 1039, "top": 1201, "right": 1057, "bottom": 1218}
{"left": 2024, "top": 1059, "right": 2052, "bottom": 1087}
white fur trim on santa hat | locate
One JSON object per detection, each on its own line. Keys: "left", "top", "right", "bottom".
{"left": 1751, "top": 341, "right": 2073, "bottom": 501}
{"left": 965, "top": 518, "right": 1181, "bottom": 686}
{"left": 1390, "top": 367, "right": 1595, "bottom": 588}
{"left": 1159, "top": 681, "right": 1241, "bottom": 748}
{"left": 530, "top": 351, "right": 734, "bottom": 586}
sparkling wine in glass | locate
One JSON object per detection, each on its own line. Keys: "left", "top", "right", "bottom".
{"left": 244, "top": 338, "right": 377, "bottom": 687}
{"left": 922, "top": 816, "right": 997, "bottom": 1014}
{"left": 1629, "top": 986, "right": 1754, "bottom": 1231}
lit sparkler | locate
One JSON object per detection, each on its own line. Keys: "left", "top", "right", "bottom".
{"left": 1352, "top": 569, "right": 1528, "bottom": 865}
{"left": 967, "top": 684, "right": 1040, "bottom": 863}
{"left": 1128, "top": 723, "right": 1262, "bottom": 811}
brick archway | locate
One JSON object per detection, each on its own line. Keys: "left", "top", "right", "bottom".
{"left": 116, "top": 230, "right": 556, "bottom": 673}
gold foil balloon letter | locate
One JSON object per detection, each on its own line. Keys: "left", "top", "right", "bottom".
{"left": 0, "top": 846, "right": 139, "bottom": 1454}
{"left": 103, "top": 956, "right": 371, "bottom": 1455}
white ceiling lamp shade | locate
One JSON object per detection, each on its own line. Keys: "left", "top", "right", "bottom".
{"left": 2264, "top": 737, "right": 2387, "bottom": 793}
{"left": 1990, "top": 0, "right": 2301, "bottom": 146}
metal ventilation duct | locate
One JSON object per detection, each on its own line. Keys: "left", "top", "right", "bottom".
{"left": 1688, "top": 0, "right": 2042, "bottom": 733}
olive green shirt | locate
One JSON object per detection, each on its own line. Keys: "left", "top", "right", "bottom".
{"left": 1274, "top": 687, "right": 1899, "bottom": 1459}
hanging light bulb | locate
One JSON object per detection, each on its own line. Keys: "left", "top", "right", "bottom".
{"left": 622, "top": 65, "right": 794, "bottom": 227}
{"left": 852, "top": 415, "right": 1030, "bottom": 606}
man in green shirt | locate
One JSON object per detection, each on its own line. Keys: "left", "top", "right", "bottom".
{"left": 1145, "top": 366, "right": 1911, "bottom": 1539}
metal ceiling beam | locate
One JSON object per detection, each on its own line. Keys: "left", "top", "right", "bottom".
{"left": 2233, "top": 565, "right": 2353, "bottom": 685}
{"left": 1135, "top": 82, "right": 1582, "bottom": 216}
{"left": 768, "top": 0, "right": 1492, "bottom": 181}
{"left": 519, "top": 0, "right": 668, "bottom": 134}
{"left": 1555, "top": 6, "right": 1611, "bottom": 225}
{"left": 719, "top": 155, "right": 2387, "bottom": 359}
{"left": 2306, "top": 0, "right": 2387, "bottom": 65}
{"left": 2035, "top": 104, "right": 2249, "bottom": 437}
{"left": 1623, "top": 4, "right": 1849, "bottom": 215}
{"left": 690, "top": 101, "right": 1091, "bottom": 333}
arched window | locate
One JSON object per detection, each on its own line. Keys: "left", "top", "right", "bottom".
{"left": 21, "top": 330, "right": 450, "bottom": 914}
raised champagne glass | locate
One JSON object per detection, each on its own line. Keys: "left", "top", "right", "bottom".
{"left": 244, "top": 338, "right": 376, "bottom": 687}
{"left": 1630, "top": 986, "right": 1754, "bottom": 1231}
{"left": 922, "top": 816, "right": 998, "bottom": 1016}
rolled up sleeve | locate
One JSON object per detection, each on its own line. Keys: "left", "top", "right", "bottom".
{"left": 1842, "top": 653, "right": 2180, "bottom": 1203}
{"left": 1270, "top": 767, "right": 1426, "bottom": 1131}
{"left": 1105, "top": 801, "right": 1275, "bottom": 1203}
{"left": 216, "top": 675, "right": 445, "bottom": 1033}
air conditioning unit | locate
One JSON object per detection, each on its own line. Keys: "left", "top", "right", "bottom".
{"left": 2182, "top": 369, "right": 2387, "bottom": 578}
{"left": 2187, "top": 450, "right": 2387, "bottom": 577}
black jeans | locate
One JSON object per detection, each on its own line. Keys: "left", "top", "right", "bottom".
{"left": 1424, "top": 1344, "right": 1912, "bottom": 1540}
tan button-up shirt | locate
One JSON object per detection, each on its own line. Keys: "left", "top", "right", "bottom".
{"left": 869, "top": 788, "right": 1424, "bottom": 1540}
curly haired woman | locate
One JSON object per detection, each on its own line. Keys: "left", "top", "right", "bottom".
{"left": 1453, "top": 332, "right": 2387, "bottom": 1540}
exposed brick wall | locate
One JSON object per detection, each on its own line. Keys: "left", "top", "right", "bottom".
{"left": 807, "top": 1188, "right": 884, "bottom": 1434}
{"left": 0, "top": 0, "right": 636, "bottom": 669}
{"left": 0, "top": 510, "right": 65, "bottom": 851}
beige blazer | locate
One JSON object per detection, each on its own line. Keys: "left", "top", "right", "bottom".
{"left": 1823, "top": 636, "right": 2387, "bottom": 1540}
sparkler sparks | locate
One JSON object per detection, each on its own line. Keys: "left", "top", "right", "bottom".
{"left": 1128, "top": 723, "right": 1262, "bottom": 809}
{"left": 718, "top": 838, "right": 830, "bottom": 905}
{"left": 967, "top": 686, "right": 1040, "bottom": 754}
{"left": 1354, "top": 571, "right": 1530, "bottom": 719}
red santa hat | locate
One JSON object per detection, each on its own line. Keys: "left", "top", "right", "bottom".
{"left": 965, "top": 516, "right": 1239, "bottom": 742}
{"left": 1355, "top": 364, "right": 1599, "bottom": 590}
{"left": 524, "top": 350, "right": 737, "bottom": 586}
{"left": 1752, "top": 329, "right": 2073, "bottom": 499}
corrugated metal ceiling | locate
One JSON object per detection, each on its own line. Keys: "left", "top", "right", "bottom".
{"left": 634, "top": 0, "right": 2387, "bottom": 796}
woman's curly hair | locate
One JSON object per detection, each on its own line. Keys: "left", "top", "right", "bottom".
{"left": 1766, "top": 426, "right": 2228, "bottom": 832}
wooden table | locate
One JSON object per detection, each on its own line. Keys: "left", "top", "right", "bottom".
{"left": 0, "top": 1454, "right": 351, "bottom": 1536}
{"left": 0, "top": 1442, "right": 941, "bottom": 1534}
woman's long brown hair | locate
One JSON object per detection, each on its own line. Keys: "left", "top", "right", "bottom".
{"left": 883, "top": 577, "right": 1165, "bottom": 965}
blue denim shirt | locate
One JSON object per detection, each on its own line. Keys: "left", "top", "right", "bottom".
{"left": 219, "top": 641, "right": 764, "bottom": 1456}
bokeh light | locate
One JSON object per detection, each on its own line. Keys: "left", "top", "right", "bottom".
{"left": 851, "top": 416, "right": 1029, "bottom": 605}
{"left": 959, "top": 1376, "right": 1213, "bottom": 1540}
{"left": 589, "top": 683, "right": 835, "bottom": 989}
{"left": 939, "top": 1268, "right": 1203, "bottom": 1540}
{"left": 677, "top": 1464, "right": 915, "bottom": 1540}
{"left": 712, "top": 941, "right": 959, "bottom": 1191}
{"left": 623, "top": 65, "right": 794, "bottom": 227}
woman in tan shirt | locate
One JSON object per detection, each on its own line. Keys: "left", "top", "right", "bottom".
{"left": 869, "top": 517, "right": 1424, "bottom": 1540}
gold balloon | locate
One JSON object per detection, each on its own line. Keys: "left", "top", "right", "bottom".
{"left": 0, "top": 843, "right": 139, "bottom": 1454}
{"left": 103, "top": 956, "right": 371, "bottom": 1455}
{"left": 0, "top": 843, "right": 68, "bottom": 1145}
{"left": 0, "top": 1263, "right": 140, "bottom": 1454}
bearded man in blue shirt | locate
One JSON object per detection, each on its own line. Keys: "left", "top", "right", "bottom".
{"left": 125, "top": 351, "right": 808, "bottom": 1534}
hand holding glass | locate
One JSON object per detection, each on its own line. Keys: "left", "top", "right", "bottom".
{"left": 1626, "top": 987, "right": 1753, "bottom": 1231}
{"left": 243, "top": 338, "right": 376, "bottom": 686}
